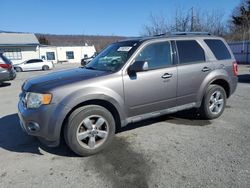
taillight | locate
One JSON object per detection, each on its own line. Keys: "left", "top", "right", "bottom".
{"left": 0, "top": 63, "right": 12, "bottom": 70}
{"left": 232, "top": 61, "right": 238, "bottom": 76}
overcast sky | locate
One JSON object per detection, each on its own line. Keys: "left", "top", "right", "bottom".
{"left": 1, "top": 0, "right": 240, "bottom": 36}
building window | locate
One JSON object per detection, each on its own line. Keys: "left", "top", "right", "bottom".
{"left": 0, "top": 48, "right": 22, "bottom": 60}
{"left": 46, "top": 52, "right": 55, "bottom": 60}
{"left": 66, "top": 51, "right": 74, "bottom": 59}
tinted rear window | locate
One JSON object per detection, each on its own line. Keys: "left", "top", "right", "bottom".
{"left": 204, "top": 39, "right": 231, "bottom": 60}
{"left": 176, "top": 40, "right": 205, "bottom": 64}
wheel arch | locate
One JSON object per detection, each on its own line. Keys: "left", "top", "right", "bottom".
{"left": 60, "top": 99, "right": 122, "bottom": 141}
{"left": 197, "top": 74, "right": 231, "bottom": 107}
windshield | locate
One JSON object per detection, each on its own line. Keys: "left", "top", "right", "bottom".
{"left": 85, "top": 41, "right": 138, "bottom": 72}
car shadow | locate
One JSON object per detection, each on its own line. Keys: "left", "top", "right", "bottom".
{"left": 118, "top": 109, "right": 211, "bottom": 133}
{"left": 238, "top": 74, "right": 250, "bottom": 83}
{"left": 0, "top": 82, "right": 11, "bottom": 87}
{"left": 0, "top": 113, "right": 76, "bottom": 157}
{"left": 0, "top": 111, "right": 211, "bottom": 157}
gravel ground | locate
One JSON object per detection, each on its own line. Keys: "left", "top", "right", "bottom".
{"left": 0, "top": 63, "right": 249, "bottom": 188}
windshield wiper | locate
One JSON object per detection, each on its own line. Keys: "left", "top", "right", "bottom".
{"left": 83, "top": 66, "right": 97, "bottom": 70}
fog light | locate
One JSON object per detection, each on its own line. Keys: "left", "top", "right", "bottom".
{"left": 27, "top": 122, "right": 40, "bottom": 132}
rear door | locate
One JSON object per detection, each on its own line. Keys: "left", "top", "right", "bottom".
{"left": 123, "top": 40, "right": 177, "bottom": 117}
{"left": 175, "top": 39, "right": 214, "bottom": 106}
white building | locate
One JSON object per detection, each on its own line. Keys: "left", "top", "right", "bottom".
{"left": 0, "top": 32, "right": 40, "bottom": 65}
{"left": 39, "top": 45, "right": 96, "bottom": 64}
{"left": 0, "top": 32, "right": 96, "bottom": 65}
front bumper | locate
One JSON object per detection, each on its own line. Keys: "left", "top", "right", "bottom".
{"left": 18, "top": 99, "right": 67, "bottom": 147}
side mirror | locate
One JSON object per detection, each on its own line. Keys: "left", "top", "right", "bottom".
{"left": 128, "top": 61, "right": 149, "bottom": 74}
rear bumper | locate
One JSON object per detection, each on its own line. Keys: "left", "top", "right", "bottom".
{"left": 0, "top": 69, "right": 16, "bottom": 82}
{"left": 230, "top": 76, "right": 238, "bottom": 96}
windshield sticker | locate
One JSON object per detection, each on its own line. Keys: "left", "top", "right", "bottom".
{"left": 117, "top": 47, "right": 132, "bottom": 52}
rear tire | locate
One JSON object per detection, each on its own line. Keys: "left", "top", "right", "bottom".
{"left": 42, "top": 65, "right": 49, "bottom": 71}
{"left": 64, "top": 105, "right": 116, "bottom": 156}
{"left": 199, "top": 84, "right": 226, "bottom": 119}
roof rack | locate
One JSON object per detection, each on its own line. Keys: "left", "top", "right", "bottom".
{"left": 171, "top": 32, "right": 211, "bottom": 36}
{"left": 154, "top": 32, "right": 211, "bottom": 37}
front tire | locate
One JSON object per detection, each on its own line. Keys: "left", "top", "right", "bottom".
{"left": 15, "top": 67, "right": 22, "bottom": 72}
{"left": 200, "top": 84, "right": 226, "bottom": 119}
{"left": 64, "top": 105, "right": 116, "bottom": 156}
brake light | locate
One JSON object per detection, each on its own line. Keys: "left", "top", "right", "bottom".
{"left": 232, "top": 61, "right": 238, "bottom": 76}
{"left": 0, "top": 63, "right": 12, "bottom": 70}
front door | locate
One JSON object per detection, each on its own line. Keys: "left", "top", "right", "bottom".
{"left": 123, "top": 40, "right": 177, "bottom": 117}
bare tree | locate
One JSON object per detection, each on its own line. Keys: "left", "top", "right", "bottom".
{"left": 142, "top": 8, "right": 227, "bottom": 36}
{"left": 141, "top": 13, "right": 169, "bottom": 36}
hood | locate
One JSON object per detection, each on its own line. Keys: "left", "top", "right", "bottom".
{"left": 14, "top": 62, "right": 24, "bottom": 66}
{"left": 23, "top": 68, "right": 110, "bottom": 92}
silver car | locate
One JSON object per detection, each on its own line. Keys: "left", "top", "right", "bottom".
{"left": 0, "top": 53, "right": 16, "bottom": 85}
{"left": 18, "top": 33, "right": 238, "bottom": 156}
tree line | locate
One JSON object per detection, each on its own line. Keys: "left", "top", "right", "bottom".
{"left": 142, "top": 0, "right": 250, "bottom": 41}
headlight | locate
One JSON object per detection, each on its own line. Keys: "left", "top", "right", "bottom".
{"left": 25, "top": 92, "right": 52, "bottom": 109}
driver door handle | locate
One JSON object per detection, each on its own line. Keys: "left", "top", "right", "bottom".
{"left": 162, "top": 73, "right": 173, "bottom": 79}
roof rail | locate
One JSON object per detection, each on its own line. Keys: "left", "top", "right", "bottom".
{"left": 154, "top": 32, "right": 211, "bottom": 37}
{"left": 171, "top": 32, "right": 211, "bottom": 36}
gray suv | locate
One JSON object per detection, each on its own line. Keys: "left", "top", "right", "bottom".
{"left": 18, "top": 33, "right": 238, "bottom": 156}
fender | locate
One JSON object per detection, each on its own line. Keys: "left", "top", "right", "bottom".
{"left": 197, "top": 68, "right": 231, "bottom": 106}
{"left": 47, "top": 86, "right": 126, "bottom": 141}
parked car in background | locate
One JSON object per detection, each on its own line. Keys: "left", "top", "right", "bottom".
{"left": 14, "top": 59, "right": 54, "bottom": 72}
{"left": 0, "top": 53, "right": 16, "bottom": 85}
{"left": 18, "top": 32, "right": 238, "bottom": 156}
{"left": 81, "top": 54, "right": 97, "bottom": 66}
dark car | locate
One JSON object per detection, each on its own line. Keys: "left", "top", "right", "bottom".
{"left": 0, "top": 53, "right": 16, "bottom": 85}
{"left": 18, "top": 32, "right": 238, "bottom": 156}
{"left": 81, "top": 54, "right": 97, "bottom": 66}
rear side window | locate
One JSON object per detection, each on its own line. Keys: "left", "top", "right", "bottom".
{"left": 176, "top": 40, "right": 205, "bottom": 64}
{"left": 204, "top": 39, "right": 232, "bottom": 60}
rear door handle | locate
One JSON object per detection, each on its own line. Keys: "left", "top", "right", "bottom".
{"left": 201, "top": 67, "right": 211, "bottom": 72}
{"left": 162, "top": 73, "right": 173, "bottom": 79}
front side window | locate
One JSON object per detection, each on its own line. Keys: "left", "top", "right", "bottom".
{"left": 85, "top": 41, "right": 138, "bottom": 72}
{"left": 176, "top": 40, "right": 205, "bottom": 64}
{"left": 66, "top": 51, "right": 74, "bottom": 59}
{"left": 204, "top": 39, "right": 232, "bottom": 60}
{"left": 134, "top": 41, "right": 172, "bottom": 70}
